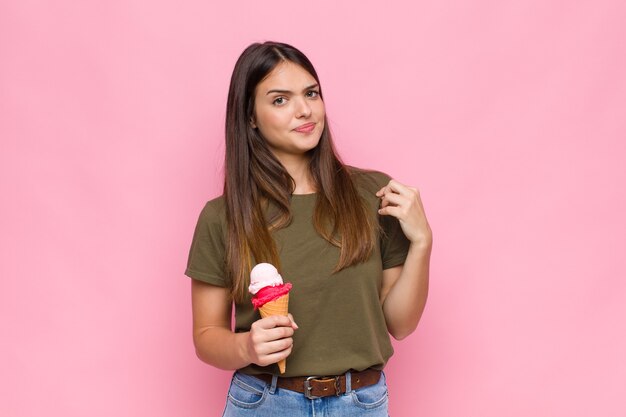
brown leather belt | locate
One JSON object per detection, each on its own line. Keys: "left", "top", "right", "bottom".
{"left": 254, "top": 369, "right": 381, "bottom": 399}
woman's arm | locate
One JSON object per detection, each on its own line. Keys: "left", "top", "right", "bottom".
{"left": 191, "top": 279, "right": 297, "bottom": 369}
{"left": 377, "top": 179, "right": 432, "bottom": 340}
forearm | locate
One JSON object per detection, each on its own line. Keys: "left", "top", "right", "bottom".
{"left": 382, "top": 243, "right": 431, "bottom": 340}
{"left": 194, "top": 326, "right": 251, "bottom": 370}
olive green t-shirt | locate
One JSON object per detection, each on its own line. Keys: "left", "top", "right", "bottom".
{"left": 185, "top": 170, "right": 410, "bottom": 377}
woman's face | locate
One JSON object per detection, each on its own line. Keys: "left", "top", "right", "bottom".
{"left": 252, "top": 61, "right": 325, "bottom": 163}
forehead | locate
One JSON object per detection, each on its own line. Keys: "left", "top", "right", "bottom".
{"left": 256, "top": 61, "right": 317, "bottom": 92}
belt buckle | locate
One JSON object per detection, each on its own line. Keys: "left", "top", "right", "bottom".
{"left": 304, "top": 376, "right": 341, "bottom": 399}
{"left": 304, "top": 376, "right": 321, "bottom": 400}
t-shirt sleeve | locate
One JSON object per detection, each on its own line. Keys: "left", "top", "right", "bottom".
{"left": 184, "top": 199, "right": 229, "bottom": 287}
{"left": 380, "top": 212, "right": 410, "bottom": 270}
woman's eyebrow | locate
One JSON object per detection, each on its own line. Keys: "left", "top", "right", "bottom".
{"left": 266, "top": 83, "right": 319, "bottom": 95}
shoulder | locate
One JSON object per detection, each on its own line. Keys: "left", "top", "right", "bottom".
{"left": 195, "top": 195, "right": 227, "bottom": 232}
{"left": 200, "top": 194, "right": 226, "bottom": 215}
{"left": 347, "top": 166, "right": 392, "bottom": 194}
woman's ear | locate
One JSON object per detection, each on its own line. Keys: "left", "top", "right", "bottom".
{"left": 250, "top": 117, "right": 257, "bottom": 129}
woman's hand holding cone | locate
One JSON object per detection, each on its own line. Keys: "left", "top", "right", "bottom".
{"left": 244, "top": 314, "right": 298, "bottom": 368}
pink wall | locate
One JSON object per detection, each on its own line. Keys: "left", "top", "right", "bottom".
{"left": 2, "top": 1, "right": 625, "bottom": 416}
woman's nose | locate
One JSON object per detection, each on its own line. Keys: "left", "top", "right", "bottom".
{"left": 295, "top": 98, "right": 312, "bottom": 118}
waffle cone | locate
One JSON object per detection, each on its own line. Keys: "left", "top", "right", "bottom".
{"left": 258, "top": 293, "right": 290, "bottom": 374}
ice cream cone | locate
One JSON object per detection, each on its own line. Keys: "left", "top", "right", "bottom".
{"left": 258, "top": 293, "right": 289, "bottom": 319}
{"left": 258, "top": 293, "right": 290, "bottom": 374}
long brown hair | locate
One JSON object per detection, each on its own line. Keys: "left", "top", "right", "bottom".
{"left": 224, "top": 41, "right": 377, "bottom": 302}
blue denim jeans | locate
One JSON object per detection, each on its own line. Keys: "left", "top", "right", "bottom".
{"left": 222, "top": 371, "right": 389, "bottom": 416}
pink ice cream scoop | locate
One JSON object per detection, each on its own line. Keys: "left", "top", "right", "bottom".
{"left": 249, "top": 263, "right": 292, "bottom": 310}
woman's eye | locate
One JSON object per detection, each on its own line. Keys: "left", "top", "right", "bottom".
{"left": 306, "top": 90, "right": 320, "bottom": 98}
{"left": 273, "top": 97, "right": 286, "bottom": 105}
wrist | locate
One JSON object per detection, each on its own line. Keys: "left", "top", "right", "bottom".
{"left": 235, "top": 331, "right": 253, "bottom": 367}
{"left": 408, "top": 237, "right": 432, "bottom": 254}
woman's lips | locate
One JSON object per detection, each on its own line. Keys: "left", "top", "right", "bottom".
{"left": 294, "top": 122, "right": 316, "bottom": 133}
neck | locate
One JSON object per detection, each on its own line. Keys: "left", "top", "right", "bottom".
{"left": 277, "top": 154, "right": 315, "bottom": 194}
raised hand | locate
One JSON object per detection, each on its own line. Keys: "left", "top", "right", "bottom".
{"left": 376, "top": 179, "right": 432, "bottom": 250}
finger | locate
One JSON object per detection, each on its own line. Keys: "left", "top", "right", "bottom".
{"left": 375, "top": 186, "right": 387, "bottom": 197}
{"left": 263, "top": 325, "right": 295, "bottom": 342}
{"left": 257, "top": 315, "right": 293, "bottom": 330}
{"left": 380, "top": 192, "right": 408, "bottom": 209}
{"left": 250, "top": 326, "right": 293, "bottom": 353}
{"left": 287, "top": 313, "right": 299, "bottom": 329}
{"left": 254, "top": 340, "right": 293, "bottom": 365}
{"left": 386, "top": 179, "right": 413, "bottom": 196}
{"left": 258, "top": 337, "right": 294, "bottom": 356}
{"left": 378, "top": 205, "right": 402, "bottom": 218}
{"left": 260, "top": 344, "right": 293, "bottom": 366}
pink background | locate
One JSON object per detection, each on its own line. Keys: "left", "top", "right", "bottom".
{"left": 2, "top": 1, "right": 625, "bottom": 416}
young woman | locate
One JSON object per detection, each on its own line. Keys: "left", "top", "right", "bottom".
{"left": 185, "top": 41, "right": 432, "bottom": 416}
